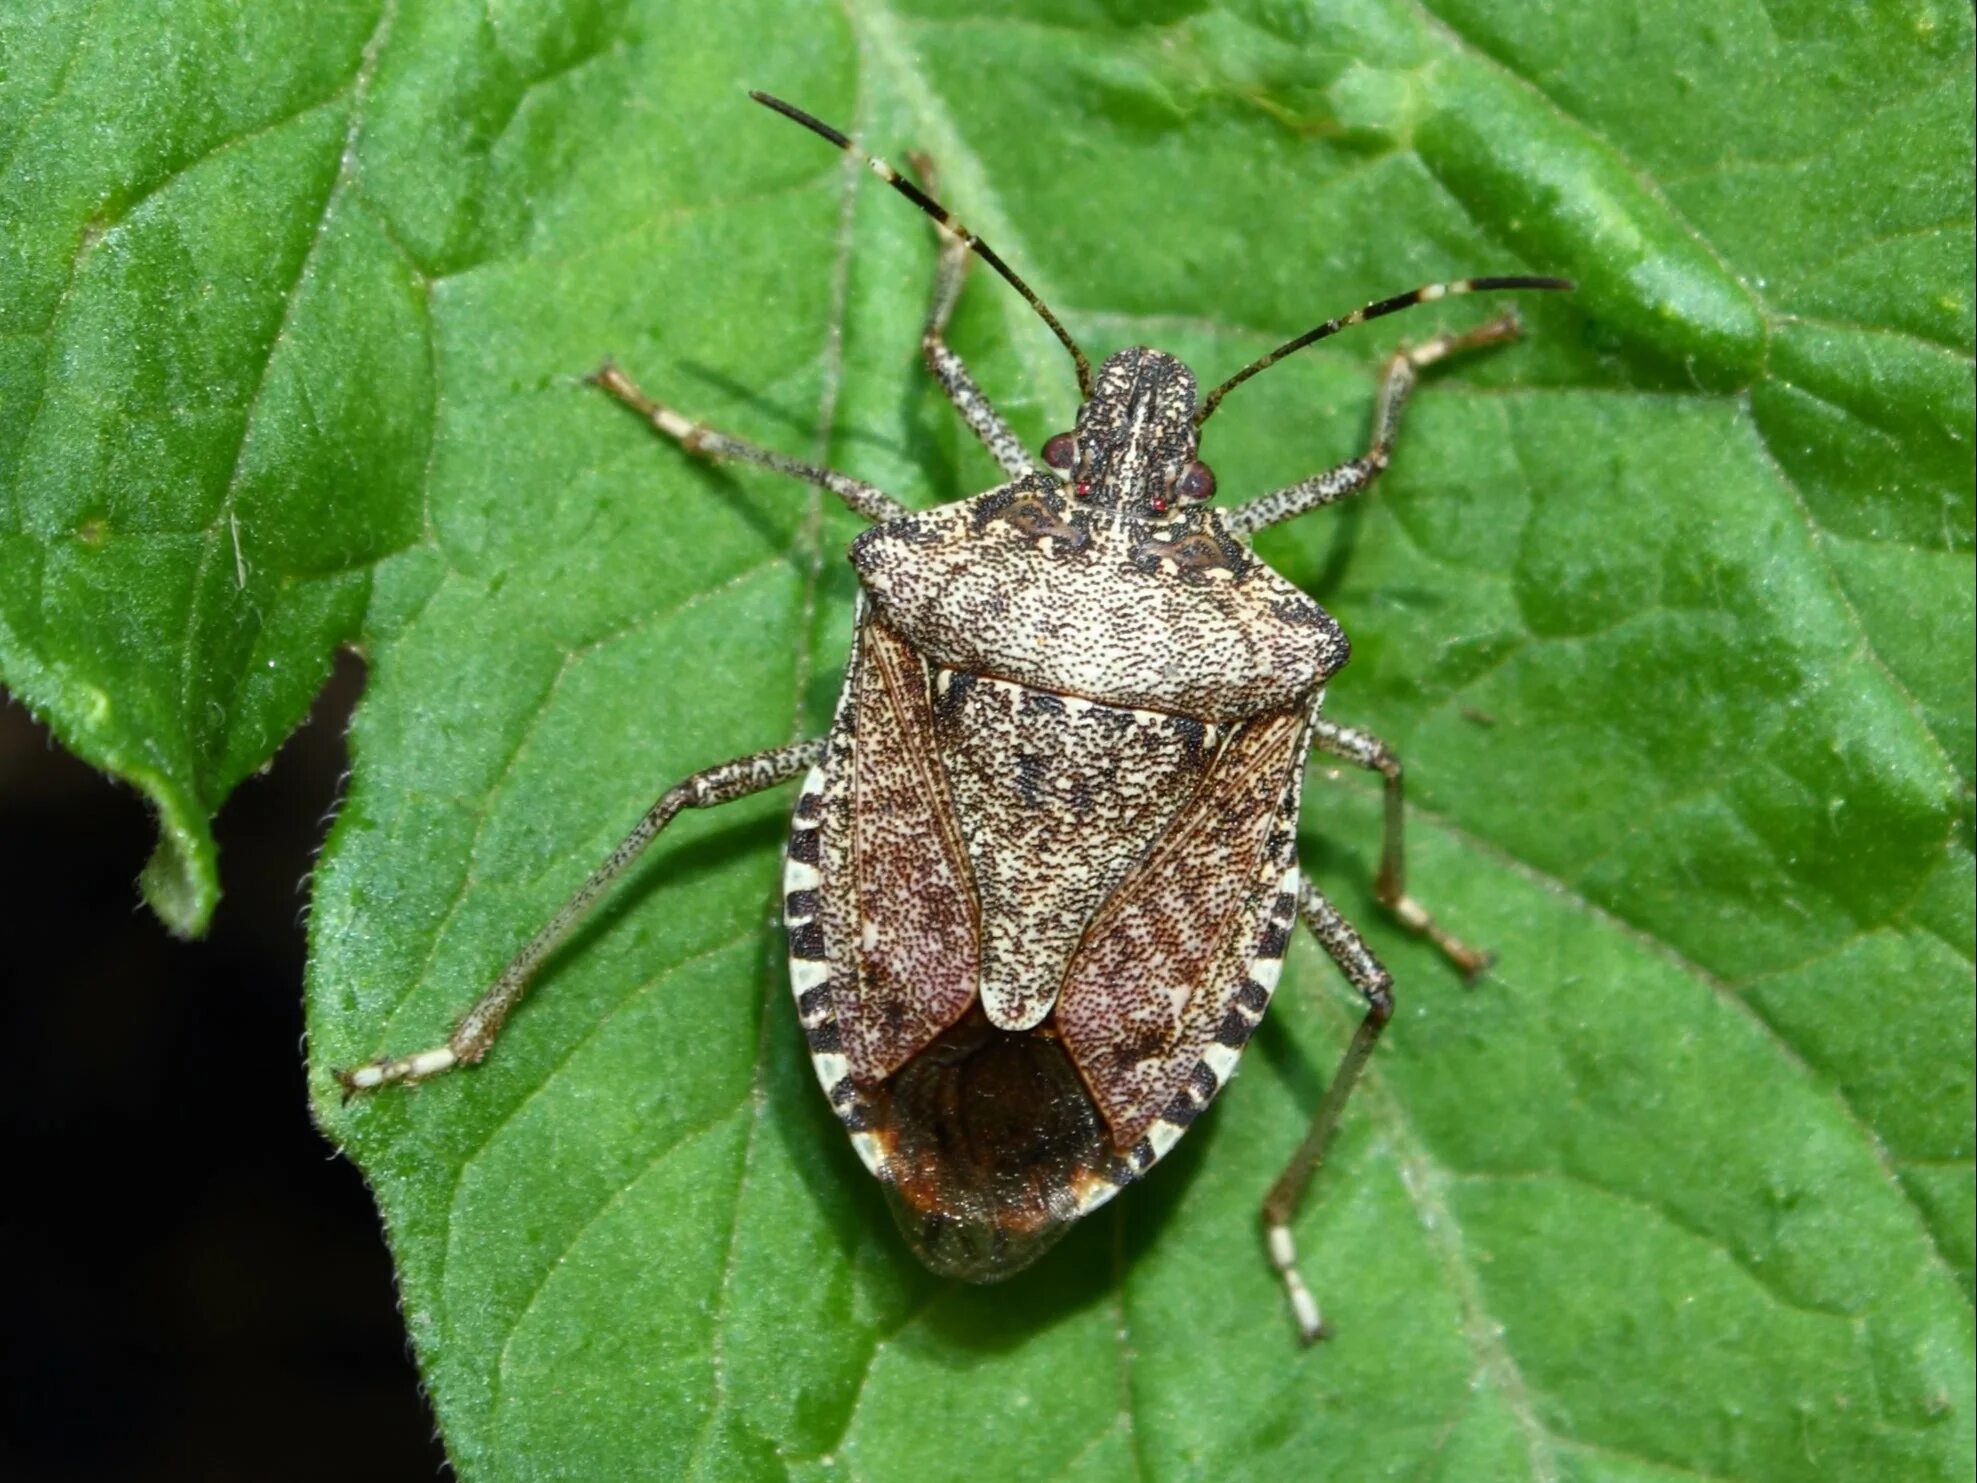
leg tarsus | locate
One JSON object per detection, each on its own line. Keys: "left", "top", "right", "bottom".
{"left": 590, "top": 361, "right": 908, "bottom": 524}
{"left": 1261, "top": 880, "right": 1394, "bottom": 1344}
{"left": 336, "top": 1044, "right": 461, "bottom": 1098}
{"left": 1310, "top": 717, "right": 1493, "bottom": 980}
{"left": 335, "top": 737, "right": 827, "bottom": 1097}
{"left": 1386, "top": 892, "right": 1494, "bottom": 983}
{"left": 591, "top": 360, "right": 710, "bottom": 452}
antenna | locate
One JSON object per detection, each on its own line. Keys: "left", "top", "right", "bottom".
{"left": 751, "top": 91, "right": 1094, "bottom": 398}
{"left": 1196, "top": 276, "right": 1574, "bottom": 426}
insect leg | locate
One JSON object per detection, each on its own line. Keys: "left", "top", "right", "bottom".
{"left": 1262, "top": 880, "right": 1394, "bottom": 1344}
{"left": 1224, "top": 311, "right": 1525, "bottom": 536}
{"left": 590, "top": 362, "right": 908, "bottom": 524}
{"left": 336, "top": 737, "right": 828, "bottom": 1096}
{"left": 1310, "top": 718, "right": 1492, "bottom": 978}
{"left": 908, "top": 152, "right": 1039, "bottom": 480}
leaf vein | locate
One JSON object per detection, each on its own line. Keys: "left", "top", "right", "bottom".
{"left": 172, "top": 1, "right": 398, "bottom": 783}
{"left": 1449, "top": 1168, "right": 1865, "bottom": 1322}
{"left": 0, "top": 0, "right": 102, "bottom": 187}
{"left": 1344, "top": 1044, "right": 1563, "bottom": 1480}
{"left": 445, "top": 925, "right": 762, "bottom": 1216}
{"left": 485, "top": 1105, "right": 750, "bottom": 1423}
{"left": 687, "top": 60, "right": 871, "bottom": 1465}
{"left": 1388, "top": 792, "right": 1972, "bottom": 1299}
{"left": 1744, "top": 393, "right": 1965, "bottom": 779}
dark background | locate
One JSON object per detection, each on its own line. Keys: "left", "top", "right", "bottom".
{"left": 1, "top": 651, "right": 448, "bottom": 1481}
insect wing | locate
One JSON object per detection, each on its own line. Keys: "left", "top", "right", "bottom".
{"left": 1057, "top": 708, "right": 1308, "bottom": 1151}
{"left": 840, "top": 618, "right": 982, "bottom": 1081}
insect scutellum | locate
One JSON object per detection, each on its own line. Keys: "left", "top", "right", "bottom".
{"left": 337, "top": 89, "right": 1574, "bottom": 1347}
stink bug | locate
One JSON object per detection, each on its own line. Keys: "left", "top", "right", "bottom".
{"left": 338, "top": 91, "right": 1572, "bottom": 1343}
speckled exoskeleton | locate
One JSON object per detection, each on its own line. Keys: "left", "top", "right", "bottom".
{"left": 339, "top": 92, "right": 1571, "bottom": 1343}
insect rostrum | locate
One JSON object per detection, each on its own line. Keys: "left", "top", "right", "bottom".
{"left": 339, "top": 91, "right": 1571, "bottom": 1345}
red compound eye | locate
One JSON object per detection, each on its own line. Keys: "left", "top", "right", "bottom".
{"left": 1042, "top": 432, "right": 1077, "bottom": 470}
{"left": 1074, "top": 481, "right": 1092, "bottom": 498}
{"left": 1176, "top": 460, "right": 1216, "bottom": 503}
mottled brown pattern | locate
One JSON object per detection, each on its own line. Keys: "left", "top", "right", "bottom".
{"left": 843, "top": 620, "right": 981, "bottom": 1081}
{"left": 851, "top": 474, "right": 1346, "bottom": 721}
{"left": 933, "top": 670, "right": 1218, "bottom": 1031}
{"left": 799, "top": 605, "right": 1314, "bottom": 1264}
{"left": 1057, "top": 709, "right": 1309, "bottom": 1145}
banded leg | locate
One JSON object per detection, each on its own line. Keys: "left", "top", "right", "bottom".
{"left": 911, "top": 152, "right": 1038, "bottom": 480}
{"left": 1311, "top": 718, "right": 1492, "bottom": 978}
{"left": 1263, "top": 880, "right": 1394, "bottom": 1344}
{"left": 337, "top": 738, "right": 827, "bottom": 1095}
{"left": 1226, "top": 311, "right": 1524, "bottom": 537}
{"left": 590, "top": 362, "right": 908, "bottom": 525}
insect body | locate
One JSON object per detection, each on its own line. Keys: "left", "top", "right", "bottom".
{"left": 340, "top": 92, "right": 1570, "bottom": 1343}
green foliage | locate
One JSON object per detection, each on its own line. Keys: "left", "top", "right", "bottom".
{"left": 3, "top": 1, "right": 1971, "bottom": 1478}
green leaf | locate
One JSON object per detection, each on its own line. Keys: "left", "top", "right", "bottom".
{"left": 4, "top": 1, "right": 1971, "bottom": 1478}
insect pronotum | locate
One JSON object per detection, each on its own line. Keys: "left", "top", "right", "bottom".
{"left": 339, "top": 90, "right": 1572, "bottom": 1344}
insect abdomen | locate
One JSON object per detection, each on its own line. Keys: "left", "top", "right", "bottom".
{"left": 874, "top": 1003, "right": 1114, "bottom": 1281}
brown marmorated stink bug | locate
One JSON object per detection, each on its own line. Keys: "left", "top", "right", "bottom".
{"left": 339, "top": 92, "right": 1572, "bottom": 1343}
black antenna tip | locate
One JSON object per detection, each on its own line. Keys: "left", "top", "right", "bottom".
{"left": 1472, "top": 274, "right": 1575, "bottom": 293}
{"left": 749, "top": 91, "right": 852, "bottom": 151}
